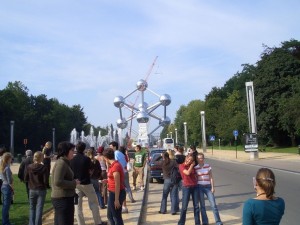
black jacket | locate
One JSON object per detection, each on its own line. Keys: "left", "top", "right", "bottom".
{"left": 18, "top": 156, "right": 33, "bottom": 182}
{"left": 70, "top": 152, "right": 92, "bottom": 185}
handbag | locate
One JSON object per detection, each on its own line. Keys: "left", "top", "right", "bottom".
{"left": 127, "top": 162, "right": 132, "bottom": 172}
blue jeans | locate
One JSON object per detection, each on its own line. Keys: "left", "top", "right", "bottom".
{"left": 91, "top": 179, "right": 105, "bottom": 208}
{"left": 107, "top": 189, "right": 126, "bottom": 225}
{"left": 124, "top": 172, "right": 134, "bottom": 202}
{"left": 159, "top": 178, "right": 179, "bottom": 213}
{"left": 178, "top": 185, "right": 200, "bottom": 225}
{"left": 29, "top": 189, "right": 47, "bottom": 225}
{"left": 198, "top": 184, "right": 222, "bottom": 225}
{"left": 1, "top": 184, "right": 13, "bottom": 225}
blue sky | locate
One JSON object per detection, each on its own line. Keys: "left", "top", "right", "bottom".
{"left": 1, "top": 0, "right": 299, "bottom": 136}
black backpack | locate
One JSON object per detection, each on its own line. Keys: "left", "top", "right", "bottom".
{"left": 170, "top": 166, "right": 181, "bottom": 185}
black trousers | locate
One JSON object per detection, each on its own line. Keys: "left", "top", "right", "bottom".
{"left": 0, "top": 179, "right": 2, "bottom": 203}
{"left": 52, "top": 196, "right": 75, "bottom": 225}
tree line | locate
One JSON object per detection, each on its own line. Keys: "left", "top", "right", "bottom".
{"left": 1, "top": 39, "right": 299, "bottom": 154}
{"left": 161, "top": 39, "right": 300, "bottom": 148}
{"left": 0, "top": 81, "right": 108, "bottom": 155}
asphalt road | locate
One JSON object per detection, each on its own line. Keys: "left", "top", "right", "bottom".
{"left": 207, "top": 158, "right": 300, "bottom": 225}
{"left": 143, "top": 157, "right": 300, "bottom": 225}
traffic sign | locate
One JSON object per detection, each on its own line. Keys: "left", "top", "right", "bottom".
{"left": 233, "top": 130, "right": 239, "bottom": 137}
{"left": 209, "top": 135, "right": 215, "bottom": 141}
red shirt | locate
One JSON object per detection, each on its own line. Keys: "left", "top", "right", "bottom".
{"left": 107, "top": 161, "right": 125, "bottom": 192}
{"left": 179, "top": 163, "right": 197, "bottom": 187}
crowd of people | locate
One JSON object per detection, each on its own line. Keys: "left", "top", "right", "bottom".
{"left": 0, "top": 142, "right": 285, "bottom": 225}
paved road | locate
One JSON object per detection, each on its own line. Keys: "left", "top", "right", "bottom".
{"left": 141, "top": 150, "right": 299, "bottom": 225}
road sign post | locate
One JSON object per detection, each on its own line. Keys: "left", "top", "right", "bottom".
{"left": 233, "top": 130, "right": 238, "bottom": 159}
{"left": 209, "top": 135, "right": 215, "bottom": 155}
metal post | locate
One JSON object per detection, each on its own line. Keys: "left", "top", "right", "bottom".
{"left": 10, "top": 121, "right": 15, "bottom": 156}
{"left": 175, "top": 128, "right": 178, "bottom": 145}
{"left": 52, "top": 128, "right": 56, "bottom": 153}
{"left": 200, "top": 111, "right": 207, "bottom": 153}
{"left": 184, "top": 122, "right": 187, "bottom": 152}
{"left": 246, "top": 82, "right": 259, "bottom": 160}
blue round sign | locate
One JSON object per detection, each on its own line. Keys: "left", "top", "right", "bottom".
{"left": 233, "top": 130, "right": 239, "bottom": 137}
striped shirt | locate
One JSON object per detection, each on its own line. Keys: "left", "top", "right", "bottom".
{"left": 195, "top": 163, "right": 211, "bottom": 185}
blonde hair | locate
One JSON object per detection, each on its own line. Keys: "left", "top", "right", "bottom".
{"left": 33, "top": 151, "right": 43, "bottom": 163}
{"left": 85, "top": 149, "right": 96, "bottom": 163}
{"left": 167, "top": 149, "right": 175, "bottom": 160}
{"left": 45, "top": 141, "right": 52, "bottom": 148}
{"left": 0, "top": 152, "right": 12, "bottom": 172}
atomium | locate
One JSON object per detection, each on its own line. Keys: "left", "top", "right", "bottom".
{"left": 114, "top": 79, "right": 171, "bottom": 136}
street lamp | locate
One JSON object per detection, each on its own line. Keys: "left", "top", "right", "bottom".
{"left": 52, "top": 128, "right": 56, "bottom": 153}
{"left": 175, "top": 128, "right": 178, "bottom": 145}
{"left": 200, "top": 111, "right": 207, "bottom": 152}
{"left": 184, "top": 122, "right": 187, "bottom": 151}
{"left": 10, "top": 121, "right": 15, "bottom": 156}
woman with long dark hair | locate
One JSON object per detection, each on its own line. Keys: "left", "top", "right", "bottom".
{"left": 159, "top": 150, "right": 179, "bottom": 215}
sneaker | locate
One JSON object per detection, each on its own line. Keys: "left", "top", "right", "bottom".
{"left": 132, "top": 186, "right": 136, "bottom": 191}
{"left": 140, "top": 186, "right": 145, "bottom": 191}
{"left": 122, "top": 207, "right": 129, "bottom": 213}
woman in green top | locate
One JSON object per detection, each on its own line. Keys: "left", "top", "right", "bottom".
{"left": 243, "top": 168, "right": 285, "bottom": 225}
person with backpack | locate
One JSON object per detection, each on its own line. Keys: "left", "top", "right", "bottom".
{"left": 158, "top": 150, "right": 179, "bottom": 215}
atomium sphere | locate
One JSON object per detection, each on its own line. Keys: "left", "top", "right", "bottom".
{"left": 159, "top": 116, "right": 171, "bottom": 126}
{"left": 136, "top": 79, "right": 148, "bottom": 91}
{"left": 136, "top": 111, "right": 149, "bottom": 123}
{"left": 114, "top": 96, "right": 124, "bottom": 108}
{"left": 116, "top": 118, "right": 128, "bottom": 129}
{"left": 138, "top": 102, "right": 149, "bottom": 110}
{"left": 160, "top": 94, "right": 171, "bottom": 106}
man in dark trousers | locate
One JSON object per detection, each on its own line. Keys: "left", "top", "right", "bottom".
{"left": 18, "top": 149, "right": 33, "bottom": 199}
{"left": 70, "top": 141, "right": 107, "bottom": 225}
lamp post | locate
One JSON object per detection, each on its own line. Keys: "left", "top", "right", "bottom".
{"left": 184, "top": 122, "right": 187, "bottom": 152}
{"left": 52, "top": 128, "right": 56, "bottom": 153}
{"left": 175, "top": 128, "right": 178, "bottom": 145}
{"left": 10, "top": 121, "right": 15, "bottom": 156}
{"left": 200, "top": 111, "right": 207, "bottom": 153}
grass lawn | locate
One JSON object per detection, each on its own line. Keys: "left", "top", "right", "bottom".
{"left": 0, "top": 175, "right": 52, "bottom": 225}
{"left": 216, "top": 145, "right": 299, "bottom": 154}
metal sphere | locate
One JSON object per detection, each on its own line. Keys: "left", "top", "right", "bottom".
{"left": 136, "top": 79, "right": 148, "bottom": 91}
{"left": 159, "top": 116, "right": 171, "bottom": 126}
{"left": 160, "top": 94, "right": 171, "bottom": 106}
{"left": 114, "top": 96, "right": 124, "bottom": 108}
{"left": 138, "top": 102, "right": 149, "bottom": 110}
{"left": 116, "top": 118, "right": 128, "bottom": 129}
{"left": 136, "top": 111, "right": 149, "bottom": 123}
